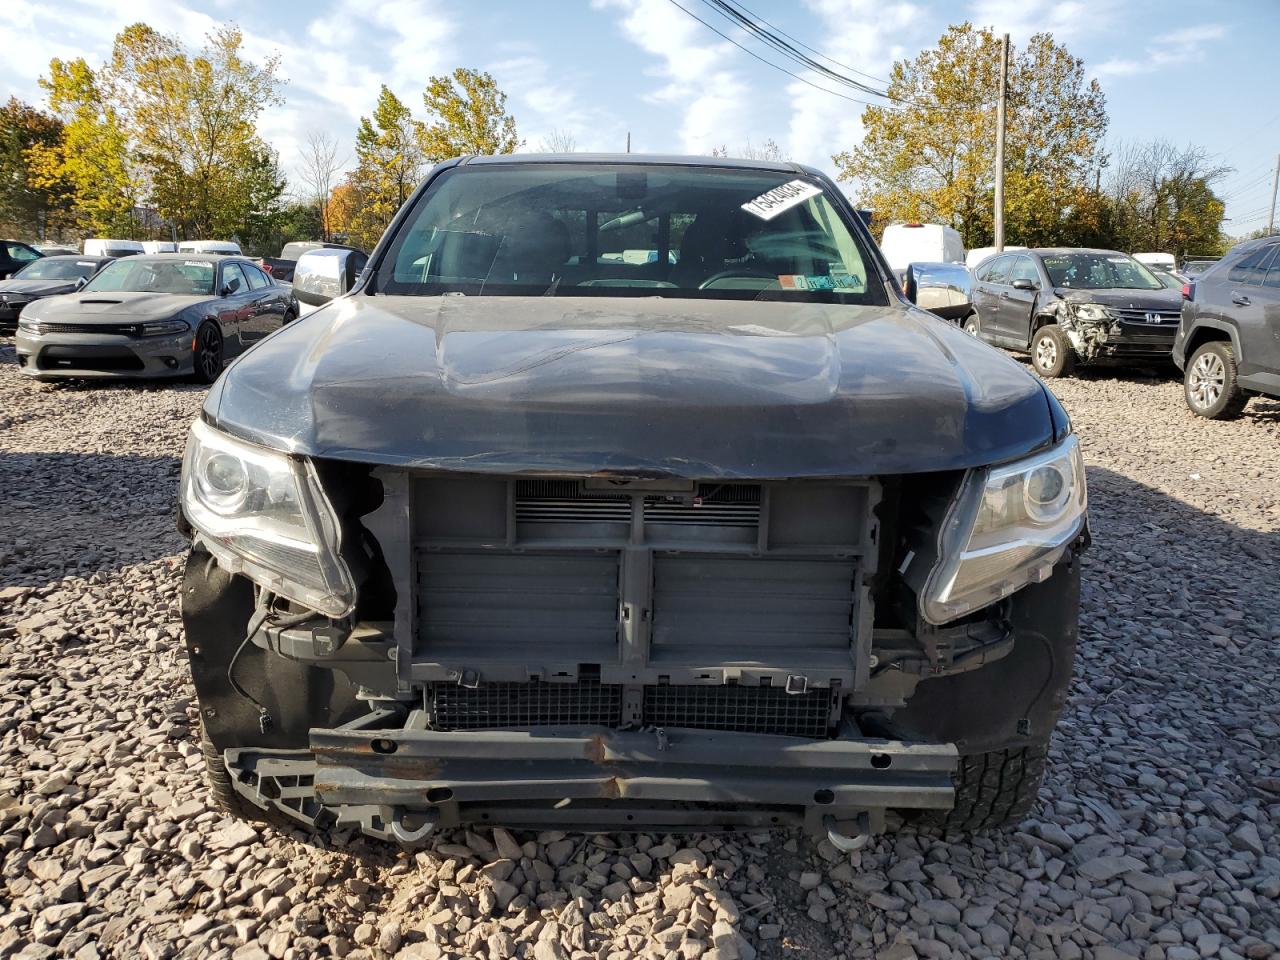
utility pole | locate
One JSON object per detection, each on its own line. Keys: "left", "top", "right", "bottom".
{"left": 1268, "top": 153, "right": 1280, "bottom": 235}
{"left": 626, "top": 131, "right": 631, "bottom": 154}
{"left": 994, "top": 33, "right": 1009, "bottom": 252}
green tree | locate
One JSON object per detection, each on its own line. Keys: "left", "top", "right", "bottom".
{"left": 347, "top": 85, "right": 424, "bottom": 250}
{"left": 34, "top": 57, "right": 142, "bottom": 236}
{"left": 834, "top": 24, "right": 1107, "bottom": 248}
{"left": 419, "top": 67, "right": 520, "bottom": 161}
{"left": 1105, "top": 140, "right": 1227, "bottom": 258}
{"left": 0, "top": 97, "right": 72, "bottom": 239}
{"left": 105, "top": 23, "right": 286, "bottom": 240}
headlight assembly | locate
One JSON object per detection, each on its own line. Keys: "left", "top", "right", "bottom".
{"left": 920, "top": 435, "right": 1087, "bottom": 624}
{"left": 1070, "top": 302, "right": 1110, "bottom": 322}
{"left": 181, "top": 419, "right": 355, "bottom": 618}
{"left": 142, "top": 318, "right": 191, "bottom": 337}
{"left": 17, "top": 317, "right": 44, "bottom": 335}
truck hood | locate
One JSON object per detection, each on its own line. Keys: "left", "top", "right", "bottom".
{"left": 207, "top": 295, "right": 1057, "bottom": 479}
{"left": 24, "top": 290, "right": 212, "bottom": 321}
{"left": 1053, "top": 287, "right": 1183, "bottom": 310}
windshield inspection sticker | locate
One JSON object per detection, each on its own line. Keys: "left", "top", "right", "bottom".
{"left": 779, "top": 272, "right": 865, "bottom": 292}
{"left": 742, "top": 179, "right": 822, "bottom": 220}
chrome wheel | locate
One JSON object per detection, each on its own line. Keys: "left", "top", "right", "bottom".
{"left": 964, "top": 317, "right": 980, "bottom": 336}
{"left": 1187, "top": 351, "right": 1225, "bottom": 410}
{"left": 196, "top": 325, "right": 223, "bottom": 382}
{"left": 1034, "top": 335, "right": 1057, "bottom": 371}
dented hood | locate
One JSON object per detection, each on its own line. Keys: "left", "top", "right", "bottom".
{"left": 206, "top": 294, "right": 1057, "bottom": 478}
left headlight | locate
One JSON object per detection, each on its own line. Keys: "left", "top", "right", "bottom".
{"left": 920, "top": 434, "right": 1087, "bottom": 624}
{"left": 17, "top": 316, "right": 44, "bottom": 335}
{"left": 1071, "top": 302, "right": 1110, "bottom": 322}
{"left": 142, "top": 318, "right": 190, "bottom": 337}
{"left": 181, "top": 419, "right": 355, "bottom": 618}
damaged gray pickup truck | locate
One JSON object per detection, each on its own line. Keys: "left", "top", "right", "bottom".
{"left": 178, "top": 155, "right": 1089, "bottom": 846}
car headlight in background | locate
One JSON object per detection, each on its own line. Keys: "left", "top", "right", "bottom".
{"left": 17, "top": 316, "right": 45, "bottom": 335}
{"left": 142, "top": 318, "right": 190, "bottom": 337}
{"left": 181, "top": 419, "right": 355, "bottom": 618}
{"left": 1070, "top": 302, "right": 1110, "bottom": 322}
{"left": 921, "top": 434, "right": 1087, "bottom": 624}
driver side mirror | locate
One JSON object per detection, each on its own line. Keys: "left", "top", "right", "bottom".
{"left": 293, "top": 248, "right": 368, "bottom": 308}
{"left": 1011, "top": 277, "right": 1037, "bottom": 291}
{"left": 74, "top": 276, "right": 88, "bottom": 290}
{"left": 221, "top": 277, "right": 241, "bottom": 297}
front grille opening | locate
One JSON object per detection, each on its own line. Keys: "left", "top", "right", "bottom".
{"left": 645, "top": 684, "right": 835, "bottom": 738}
{"left": 432, "top": 681, "right": 623, "bottom": 730}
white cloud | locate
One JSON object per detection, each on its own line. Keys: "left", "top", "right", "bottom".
{"left": 593, "top": 0, "right": 754, "bottom": 154}
{"left": 1094, "top": 22, "right": 1227, "bottom": 78}
{"left": 968, "top": 0, "right": 1109, "bottom": 44}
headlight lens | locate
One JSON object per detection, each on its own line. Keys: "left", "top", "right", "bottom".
{"left": 1071, "top": 302, "right": 1110, "bottom": 322}
{"left": 142, "top": 318, "right": 190, "bottom": 337}
{"left": 17, "top": 317, "right": 43, "bottom": 334}
{"left": 921, "top": 434, "right": 1087, "bottom": 624}
{"left": 181, "top": 419, "right": 355, "bottom": 618}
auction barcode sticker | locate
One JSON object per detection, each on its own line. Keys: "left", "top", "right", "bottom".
{"left": 741, "top": 179, "right": 822, "bottom": 220}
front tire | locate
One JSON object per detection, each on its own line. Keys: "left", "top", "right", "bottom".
{"left": 963, "top": 314, "right": 981, "bottom": 337}
{"left": 199, "top": 719, "right": 267, "bottom": 822}
{"left": 923, "top": 743, "right": 1049, "bottom": 832}
{"left": 1031, "top": 325, "right": 1075, "bottom": 378}
{"left": 191, "top": 323, "right": 224, "bottom": 384}
{"left": 1184, "top": 341, "right": 1248, "bottom": 419}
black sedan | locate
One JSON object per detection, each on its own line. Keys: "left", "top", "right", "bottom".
{"left": 1, "top": 239, "right": 43, "bottom": 280}
{"left": 968, "top": 248, "right": 1183, "bottom": 377}
{"left": 0, "top": 255, "right": 114, "bottom": 329}
{"left": 14, "top": 254, "right": 296, "bottom": 382}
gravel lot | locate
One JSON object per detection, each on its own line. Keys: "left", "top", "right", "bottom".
{"left": 1, "top": 337, "right": 1278, "bottom": 960}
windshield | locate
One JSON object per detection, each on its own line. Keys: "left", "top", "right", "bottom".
{"left": 378, "top": 164, "right": 887, "bottom": 305}
{"left": 14, "top": 259, "right": 100, "bottom": 281}
{"left": 82, "top": 258, "right": 215, "bottom": 295}
{"left": 1042, "top": 252, "right": 1163, "bottom": 290}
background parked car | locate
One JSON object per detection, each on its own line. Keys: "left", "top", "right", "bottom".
{"left": 142, "top": 241, "right": 178, "bottom": 254}
{"left": 83, "top": 238, "right": 144, "bottom": 258}
{"left": 1174, "top": 235, "right": 1280, "bottom": 419}
{"left": 879, "top": 222, "right": 965, "bottom": 283}
{"left": 0, "top": 255, "right": 113, "bottom": 329}
{"left": 1, "top": 239, "right": 43, "bottom": 279}
{"left": 969, "top": 248, "right": 1182, "bottom": 377}
{"left": 15, "top": 254, "right": 295, "bottom": 383}
{"left": 178, "top": 240, "right": 242, "bottom": 255}
{"left": 1181, "top": 255, "right": 1221, "bottom": 279}
{"left": 33, "top": 243, "right": 80, "bottom": 256}
{"left": 965, "top": 244, "right": 1026, "bottom": 270}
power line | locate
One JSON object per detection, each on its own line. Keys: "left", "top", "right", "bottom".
{"left": 714, "top": 0, "right": 895, "bottom": 87}
{"left": 664, "top": 0, "right": 907, "bottom": 109}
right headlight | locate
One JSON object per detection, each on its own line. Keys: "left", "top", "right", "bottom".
{"left": 181, "top": 419, "right": 355, "bottom": 618}
{"left": 921, "top": 434, "right": 1087, "bottom": 624}
{"left": 1071, "top": 302, "right": 1110, "bottom": 322}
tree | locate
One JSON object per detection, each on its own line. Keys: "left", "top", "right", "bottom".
{"left": 0, "top": 98, "right": 72, "bottom": 239}
{"left": 834, "top": 24, "right": 1107, "bottom": 248}
{"left": 419, "top": 67, "right": 520, "bottom": 161}
{"left": 104, "top": 23, "right": 286, "bottom": 240}
{"left": 298, "top": 131, "right": 346, "bottom": 241}
{"left": 326, "top": 182, "right": 360, "bottom": 243}
{"left": 33, "top": 57, "right": 142, "bottom": 237}
{"left": 346, "top": 85, "right": 425, "bottom": 250}
{"left": 537, "top": 128, "right": 577, "bottom": 153}
{"left": 711, "top": 138, "right": 788, "bottom": 162}
{"left": 1105, "top": 140, "right": 1227, "bottom": 257}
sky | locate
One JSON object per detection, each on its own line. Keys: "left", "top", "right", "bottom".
{"left": 2, "top": 0, "right": 1278, "bottom": 236}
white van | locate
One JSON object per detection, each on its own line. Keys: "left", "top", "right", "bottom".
{"left": 142, "top": 241, "right": 177, "bottom": 254}
{"left": 1133, "top": 252, "right": 1176, "bottom": 272}
{"left": 879, "top": 223, "right": 965, "bottom": 278}
{"left": 83, "top": 238, "right": 144, "bottom": 258}
{"left": 177, "top": 240, "right": 242, "bottom": 255}
{"left": 965, "top": 245, "right": 1026, "bottom": 270}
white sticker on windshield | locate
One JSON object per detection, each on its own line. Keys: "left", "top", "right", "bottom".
{"left": 741, "top": 179, "right": 822, "bottom": 220}
{"left": 77, "top": 261, "right": 94, "bottom": 267}
{"left": 184, "top": 260, "right": 207, "bottom": 267}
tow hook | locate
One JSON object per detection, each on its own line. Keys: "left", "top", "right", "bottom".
{"left": 389, "top": 807, "right": 439, "bottom": 844}
{"left": 824, "top": 812, "right": 871, "bottom": 852}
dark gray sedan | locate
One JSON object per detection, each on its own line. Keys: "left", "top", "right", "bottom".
{"left": 15, "top": 254, "right": 296, "bottom": 382}
{"left": 0, "top": 255, "right": 113, "bottom": 328}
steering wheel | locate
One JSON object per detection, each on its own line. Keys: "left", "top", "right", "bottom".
{"left": 698, "top": 268, "right": 778, "bottom": 289}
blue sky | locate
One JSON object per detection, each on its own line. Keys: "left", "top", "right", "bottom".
{"left": 2, "top": 0, "right": 1277, "bottom": 236}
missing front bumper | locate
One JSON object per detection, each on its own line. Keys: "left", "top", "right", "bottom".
{"left": 223, "top": 724, "right": 957, "bottom": 842}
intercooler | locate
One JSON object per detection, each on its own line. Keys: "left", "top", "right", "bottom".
{"left": 382, "top": 472, "right": 880, "bottom": 737}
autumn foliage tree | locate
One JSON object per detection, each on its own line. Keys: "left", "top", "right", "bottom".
{"left": 835, "top": 24, "right": 1108, "bottom": 248}
{"left": 345, "top": 86, "right": 426, "bottom": 251}
{"left": 419, "top": 68, "right": 521, "bottom": 161}
{"left": 0, "top": 97, "right": 73, "bottom": 238}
